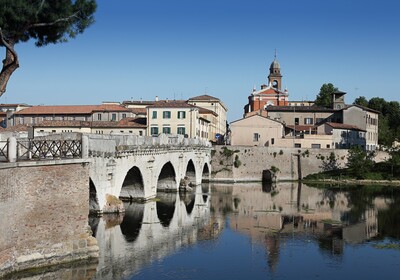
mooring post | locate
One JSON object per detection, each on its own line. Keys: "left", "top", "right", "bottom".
{"left": 7, "top": 137, "right": 17, "bottom": 163}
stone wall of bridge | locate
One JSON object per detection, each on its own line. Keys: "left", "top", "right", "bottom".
{"left": 0, "top": 160, "right": 99, "bottom": 277}
{"left": 87, "top": 134, "right": 212, "bottom": 213}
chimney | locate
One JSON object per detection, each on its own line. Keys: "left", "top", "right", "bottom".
{"left": 155, "top": 96, "right": 159, "bottom": 101}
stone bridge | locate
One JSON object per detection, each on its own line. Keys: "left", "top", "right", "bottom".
{"left": 87, "top": 134, "right": 212, "bottom": 213}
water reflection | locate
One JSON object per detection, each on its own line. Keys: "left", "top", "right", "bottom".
{"left": 90, "top": 185, "right": 217, "bottom": 279}
{"left": 10, "top": 182, "right": 400, "bottom": 279}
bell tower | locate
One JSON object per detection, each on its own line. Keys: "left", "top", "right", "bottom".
{"left": 268, "top": 51, "right": 282, "bottom": 90}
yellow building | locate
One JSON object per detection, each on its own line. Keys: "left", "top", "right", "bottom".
{"left": 146, "top": 100, "right": 210, "bottom": 140}
{"left": 187, "top": 94, "right": 228, "bottom": 143}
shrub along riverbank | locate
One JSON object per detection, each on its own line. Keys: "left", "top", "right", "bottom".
{"left": 303, "top": 145, "right": 400, "bottom": 186}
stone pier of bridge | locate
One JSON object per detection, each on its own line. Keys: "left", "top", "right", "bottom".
{"left": 87, "top": 134, "right": 212, "bottom": 214}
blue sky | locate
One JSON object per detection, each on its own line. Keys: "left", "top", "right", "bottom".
{"left": 2, "top": 0, "right": 400, "bottom": 121}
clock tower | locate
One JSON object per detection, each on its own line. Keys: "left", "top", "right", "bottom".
{"left": 268, "top": 53, "right": 282, "bottom": 90}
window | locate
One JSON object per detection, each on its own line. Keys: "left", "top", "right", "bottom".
{"left": 294, "top": 118, "right": 299, "bottom": 125}
{"left": 304, "top": 118, "right": 313, "bottom": 125}
{"left": 271, "top": 138, "right": 275, "bottom": 145}
{"left": 162, "top": 126, "right": 171, "bottom": 134}
{"left": 111, "top": 113, "right": 117, "bottom": 121}
{"left": 122, "top": 113, "right": 126, "bottom": 119}
{"left": 150, "top": 126, "right": 159, "bottom": 135}
{"left": 97, "top": 114, "right": 102, "bottom": 121}
{"left": 152, "top": 111, "right": 157, "bottom": 119}
{"left": 177, "top": 127, "right": 186, "bottom": 135}
{"left": 294, "top": 143, "right": 301, "bottom": 148}
{"left": 178, "top": 111, "right": 186, "bottom": 119}
{"left": 139, "top": 131, "right": 143, "bottom": 136}
{"left": 163, "top": 111, "right": 171, "bottom": 119}
{"left": 311, "top": 144, "right": 321, "bottom": 149}
{"left": 253, "top": 133, "right": 260, "bottom": 142}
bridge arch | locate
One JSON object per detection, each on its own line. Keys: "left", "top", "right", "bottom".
{"left": 120, "top": 166, "right": 144, "bottom": 200}
{"left": 89, "top": 178, "right": 100, "bottom": 214}
{"left": 201, "top": 163, "right": 210, "bottom": 182}
{"left": 185, "top": 159, "right": 196, "bottom": 185}
{"left": 157, "top": 161, "right": 177, "bottom": 191}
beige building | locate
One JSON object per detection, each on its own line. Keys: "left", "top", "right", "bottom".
{"left": 341, "top": 105, "right": 379, "bottom": 151}
{"left": 230, "top": 114, "right": 284, "bottom": 146}
{"left": 146, "top": 100, "right": 210, "bottom": 140}
{"left": 188, "top": 94, "right": 228, "bottom": 142}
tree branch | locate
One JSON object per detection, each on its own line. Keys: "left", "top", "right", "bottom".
{"left": 0, "top": 28, "right": 20, "bottom": 97}
{"left": 30, "top": 11, "right": 81, "bottom": 28}
{"left": 36, "top": 0, "right": 47, "bottom": 17}
{"left": 0, "top": 28, "right": 18, "bottom": 65}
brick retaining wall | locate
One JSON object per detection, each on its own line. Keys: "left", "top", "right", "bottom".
{"left": 0, "top": 161, "right": 99, "bottom": 277}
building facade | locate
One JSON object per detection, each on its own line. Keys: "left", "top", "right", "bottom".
{"left": 187, "top": 94, "right": 228, "bottom": 142}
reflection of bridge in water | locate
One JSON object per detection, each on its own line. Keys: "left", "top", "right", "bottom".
{"left": 90, "top": 184, "right": 219, "bottom": 279}
{"left": 212, "top": 182, "right": 384, "bottom": 271}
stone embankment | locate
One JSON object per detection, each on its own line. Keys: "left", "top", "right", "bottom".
{"left": 210, "top": 146, "right": 388, "bottom": 183}
{"left": 0, "top": 160, "right": 99, "bottom": 278}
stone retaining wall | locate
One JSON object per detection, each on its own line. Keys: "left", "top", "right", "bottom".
{"left": 210, "top": 146, "right": 349, "bottom": 182}
{"left": 0, "top": 161, "right": 99, "bottom": 277}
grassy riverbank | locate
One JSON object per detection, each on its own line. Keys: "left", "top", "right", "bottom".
{"left": 303, "top": 161, "right": 400, "bottom": 186}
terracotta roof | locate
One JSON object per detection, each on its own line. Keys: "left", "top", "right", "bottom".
{"left": 325, "top": 122, "right": 366, "bottom": 132}
{"left": 267, "top": 106, "right": 335, "bottom": 112}
{"left": 0, "top": 124, "right": 30, "bottom": 132}
{"left": 342, "top": 104, "right": 381, "bottom": 114}
{"left": 0, "top": 103, "right": 31, "bottom": 107}
{"left": 286, "top": 125, "right": 317, "bottom": 132}
{"left": 198, "top": 107, "right": 218, "bottom": 116}
{"left": 15, "top": 104, "right": 130, "bottom": 115}
{"left": 188, "top": 94, "right": 220, "bottom": 101}
{"left": 34, "top": 117, "right": 146, "bottom": 129}
{"left": 147, "top": 100, "right": 197, "bottom": 109}
{"left": 131, "top": 108, "right": 147, "bottom": 115}
{"left": 123, "top": 100, "right": 157, "bottom": 106}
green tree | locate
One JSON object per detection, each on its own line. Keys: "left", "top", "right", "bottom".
{"left": 0, "top": 0, "right": 97, "bottom": 97}
{"left": 353, "top": 96, "right": 369, "bottom": 107}
{"left": 368, "top": 97, "right": 387, "bottom": 113}
{"left": 387, "top": 147, "right": 400, "bottom": 177}
{"left": 314, "top": 83, "right": 337, "bottom": 108}
{"left": 346, "top": 146, "right": 373, "bottom": 179}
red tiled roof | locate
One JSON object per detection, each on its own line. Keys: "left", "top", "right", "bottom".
{"left": 188, "top": 94, "right": 220, "bottom": 101}
{"left": 325, "top": 122, "right": 366, "bottom": 132}
{"left": 0, "top": 124, "right": 30, "bottom": 132}
{"left": 198, "top": 107, "right": 218, "bottom": 116}
{"left": 286, "top": 125, "right": 316, "bottom": 132}
{"left": 147, "top": 100, "right": 197, "bottom": 109}
{"left": 131, "top": 108, "right": 147, "bottom": 115}
{"left": 34, "top": 118, "right": 147, "bottom": 129}
{"left": 15, "top": 104, "right": 130, "bottom": 115}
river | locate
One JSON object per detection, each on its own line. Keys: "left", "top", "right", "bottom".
{"left": 6, "top": 182, "right": 400, "bottom": 279}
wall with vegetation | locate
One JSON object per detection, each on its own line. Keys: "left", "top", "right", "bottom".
{"left": 210, "top": 146, "right": 350, "bottom": 182}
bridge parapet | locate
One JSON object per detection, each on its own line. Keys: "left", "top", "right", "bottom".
{"left": 88, "top": 133, "right": 211, "bottom": 157}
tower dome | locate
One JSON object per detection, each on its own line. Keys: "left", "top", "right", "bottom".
{"left": 270, "top": 59, "right": 280, "bottom": 70}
